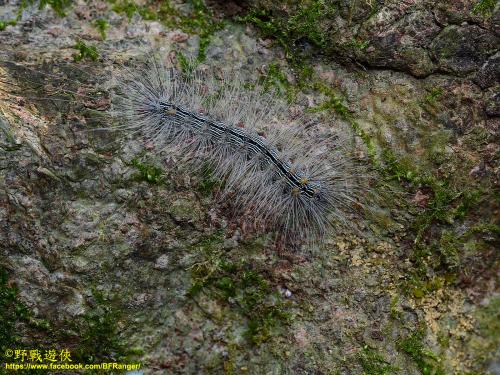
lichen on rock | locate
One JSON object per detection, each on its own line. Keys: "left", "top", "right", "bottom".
{"left": 0, "top": 0, "right": 498, "bottom": 374}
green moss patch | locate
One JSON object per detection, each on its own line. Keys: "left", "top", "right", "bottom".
{"left": 239, "top": 1, "right": 335, "bottom": 55}
{"left": 130, "top": 157, "right": 164, "bottom": 185}
{"left": 397, "top": 329, "right": 444, "bottom": 375}
{"left": 94, "top": 19, "right": 108, "bottom": 40}
{"left": 69, "top": 289, "right": 135, "bottom": 364}
{"left": 471, "top": 0, "right": 497, "bottom": 16}
{"left": 358, "top": 345, "right": 399, "bottom": 375}
{"left": 73, "top": 41, "right": 99, "bottom": 62}
{"left": 111, "top": 0, "right": 224, "bottom": 62}
{"left": 0, "top": 19, "right": 17, "bottom": 31}
{"left": 19, "top": 0, "right": 71, "bottom": 17}
{"left": 188, "top": 234, "right": 291, "bottom": 345}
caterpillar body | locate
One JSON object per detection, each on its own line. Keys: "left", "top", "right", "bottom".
{"left": 155, "top": 102, "right": 320, "bottom": 198}
{"left": 114, "top": 57, "right": 361, "bottom": 245}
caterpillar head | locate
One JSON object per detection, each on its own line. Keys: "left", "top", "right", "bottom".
{"left": 293, "top": 177, "right": 324, "bottom": 201}
{"left": 303, "top": 181, "right": 325, "bottom": 200}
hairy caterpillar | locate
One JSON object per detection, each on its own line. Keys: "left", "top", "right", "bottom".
{"left": 114, "top": 56, "right": 363, "bottom": 244}
{"left": 1, "top": 53, "right": 364, "bottom": 246}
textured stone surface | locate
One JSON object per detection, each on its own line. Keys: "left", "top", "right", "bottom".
{"left": 0, "top": 0, "right": 498, "bottom": 374}
{"left": 430, "top": 24, "right": 498, "bottom": 76}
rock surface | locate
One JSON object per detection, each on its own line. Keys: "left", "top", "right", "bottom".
{"left": 0, "top": 0, "right": 498, "bottom": 374}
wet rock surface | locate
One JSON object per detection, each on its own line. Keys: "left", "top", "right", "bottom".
{"left": 0, "top": 0, "right": 498, "bottom": 374}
